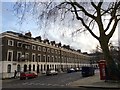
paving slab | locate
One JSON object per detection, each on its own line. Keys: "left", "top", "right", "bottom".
{"left": 68, "top": 72, "right": 120, "bottom": 89}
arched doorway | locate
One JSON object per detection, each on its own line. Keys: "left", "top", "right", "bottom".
{"left": 44, "top": 64, "right": 46, "bottom": 71}
{"left": 52, "top": 65, "right": 54, "bottom": 69}
{"left": 24, "top": 64, "right": 27, "bottom": 72}
{"left": 17, "top": 64, "right": 21, "bottom": 72}
{"left": 41, "top": 64, "right": 43, "bottom": 71}
{"left": 47, "top": 64, "right": 49, "bottom": 71}
{"left": 7, "top": 64, "right": 11, "bottom": 73}
{"left": 61, "top": 65, "right": 63, "bottom": 71}
{"left": 33, "top": 64, "right": 35, "bottom": 71}
{"left": 55, "top": 65, "right": 56, "bottom": 71}
{"left": 50, "top": 64, "right": 51, "bottom": 69}
{"left": 29, "top": 64, "right": 31, "bottom": 71}
{"left": 37, "top": 65, "right": 39, "bottom": 73}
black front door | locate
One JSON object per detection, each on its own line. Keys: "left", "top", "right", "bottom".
{"left": 37, "top": 65, "right": 39, "bottom": 73}
{"left": 24, "top": 64, "right": 27, "bottom": 72}
{"left": 47, "top": 65, "right": 49, "bottom": 71}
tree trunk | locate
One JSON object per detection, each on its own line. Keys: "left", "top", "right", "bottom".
{"left": 99, "top": 37, "right": 120, "bottom": 80}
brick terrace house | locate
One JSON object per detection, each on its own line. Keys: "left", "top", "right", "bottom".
{"left": 0, "top": 31, "right": 93, "bottom": 79}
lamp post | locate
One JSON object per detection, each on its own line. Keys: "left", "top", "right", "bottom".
{"left": 37, "top": 58, "right": 39, "bottom": 74}
{"left": 58, "top": 42, "right": 62, "bottom": 72}
{"left": 90, "top": 59, "right": 93, "bottom": 67}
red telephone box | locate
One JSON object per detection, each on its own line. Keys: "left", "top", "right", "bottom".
{"left": 98, "top": 60, "right": 106, "bottom": 80}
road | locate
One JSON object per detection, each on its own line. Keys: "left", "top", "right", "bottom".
{"left": 2, "top": 88, "right": 112, "bottom": 90}
{"left": 2, "top": 71, "right": 115, "bottom": 90}
{"left": 2, "top": 72, "right": 83, "bottom": 88}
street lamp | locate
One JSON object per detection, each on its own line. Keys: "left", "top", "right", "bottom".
{"left": 60, "top": 48, "right": 63, "bottom": 72}
{"left": 37, "top": 59, "right": 39, "bottom": 74}
{"left": 90, "top": 60, "right": 93, "bottom": 67}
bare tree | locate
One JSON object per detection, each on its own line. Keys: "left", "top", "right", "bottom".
{"left": 13, "top": 0, "right": 120, "bottom": 80}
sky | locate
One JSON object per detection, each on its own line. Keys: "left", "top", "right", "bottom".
{"left": 1, "top": 1, "right": 119, "bottom": 53}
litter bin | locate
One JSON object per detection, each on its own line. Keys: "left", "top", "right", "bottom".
{"left": 81, "top": 66, "right": 95, "bottom": 77}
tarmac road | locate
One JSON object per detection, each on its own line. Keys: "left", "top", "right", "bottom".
{"left": 2, "top": 87, "right": 117, "bottom": 90}
{"left": 2, "top": 72, "right": 83, "bottom": 88}
{"left": 2, "top": 70, "right": 118, "bottom": 90}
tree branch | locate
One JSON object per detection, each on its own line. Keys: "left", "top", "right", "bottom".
{"left": 98, "top": 0, "right": 103, "bottom": 8}
{"left": 107, "top": 17, "right": 119, "bottom": 39}
{"left": 71, "top": 3, "right": 99, "bottom": 40}
{"left": 101, "top": 2, "right": 114, "bottom": 16}
{"left": 91, "top": 0, "right": 103, "bottom": 11}
{"left": 66, "top": 2, "right": 97, "bottom": 20}
{"left": 91, "top": 1, "right": 98, "bottom": 10}
{"left": 105, "top": 16, "right": 115, "bottom": 32}
{"left": 105, "top": 1, "right": 120, "bottom": 32}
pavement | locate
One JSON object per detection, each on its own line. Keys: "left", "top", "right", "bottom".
{"left": 68, "top": 70, "right": 120, "bottom": 89}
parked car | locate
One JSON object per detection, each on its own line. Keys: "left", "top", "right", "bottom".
{"left": 20, "top": 71, "right": 38, "bottom": 80}
{"left": 41, "top": 71, "right": 46, "bottom": 74}
{"left": 46, "top": 69, "right": 58, "bottom": 76}
{"left": 79, "top": 67, "right": 82, "bottom": 71}
{"left": 67, "top": 68, "right": 75, "bottom": 73}
{"left": 81, "top": 66, "right": 95, "bottom": 77}
{"left": 75, "top": 67, "right": 80, "bottom": 72}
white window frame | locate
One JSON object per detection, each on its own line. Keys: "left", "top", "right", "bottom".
{"left": 61, "top": 51, "right": 63, "bottom": 55}
{"left": 55, "top": 50, "right": 57, "bottom": 54}
{"left": 38, "top": 46, "right": 41, "bottom": 51}
{"left": 38, "top": 54, "right": 41, "bottom": 62}
{"left": 25, "top": 53, "right": 29, "bottom": 60}
{"left": 17, "top": 42, "right": 22, "bottom": 47}
{"left": 43, "top": 47, "right": 46, "bottom": 52}
{"left": 52, "top": 56, "right": 54, "bottom": 62}
{"left": 55, "top": 56, "right": 57, "bottom": 62}
{"left": 32, "top": 53, "right": 36, "bottom": 62}
{"left": 32, "top": 45, "right": 36, "bottom": 50}
{"left": 17, "top": 51, "right": 22, "bottom": 61}
{"left": 62, "top": 57, "right": 64, "bottom": 62}
{"left": 7, "top": 50, "right": 13, "bottom": 61}
{"left": 67, "top": 57, "right": 69, "bottom": 63}
{"left": 43, "top": 55, "right": 46, "bottom": 62}
{"left": 58, "top": 51, "right": 60, "bottom": 54}
{"left": 51, "top": 49, "right": 54, "bottom": 53}
{"left": 47, "top": 55, "right": 50, "bottom": 62}
{"left": 58, "top": 56, "right": 60, "bottom": 63}
{"left": 8, "top": 40, "right": 14, "bottom": 46}
{"left": 25, "top": 45, "right": 30, "bottom": 49}
{"left": 47, "top": 48, "right": 50, "bottom": 53}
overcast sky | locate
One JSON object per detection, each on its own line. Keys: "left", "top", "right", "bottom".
{"left": 1, "top": 1, "right": 118, "bottom": 53}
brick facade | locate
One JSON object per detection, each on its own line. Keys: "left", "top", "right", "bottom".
{"left": 0, "top": 31, "right": 92, "bottom": 78}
